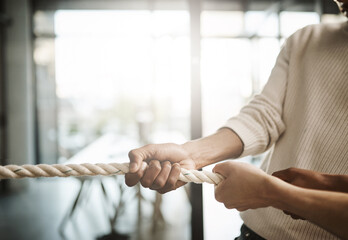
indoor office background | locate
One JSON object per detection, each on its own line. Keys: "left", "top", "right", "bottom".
{"left": 0, "top": 0, "right": 345, "bottom": 240}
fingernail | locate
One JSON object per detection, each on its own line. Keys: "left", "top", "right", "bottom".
{"left": 130, "top": 163, "right": 138, "bottom": 172}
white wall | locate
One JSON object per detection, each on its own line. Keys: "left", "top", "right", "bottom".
{"left": 5, "top": 0, "right": 35, "bottom": 190}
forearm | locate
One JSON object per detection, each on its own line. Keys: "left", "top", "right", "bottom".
{"left": 182, "top": 128, "right": 243, "bottom": 169}
{"left": 269, "top": 178, "right": 348, "bottom": 239}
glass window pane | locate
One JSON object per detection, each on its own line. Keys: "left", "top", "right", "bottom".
{"left": 55, "top": 10, "right": 190, "bottom": 156}
{"left": 201, "top": 38, "right": 252, "bottom": 239}
{"left": 55, "top": 10, "right": 152, "bottom": 37}
{"left": 35, "top": 10, "right": 191, "bottom": 160}
{"left": 34, "top": 9, "right": 191, "bottom": 240}
{"left": 201, "top": 38, "right": 252, "bottom": 136}
{"left": 201, "top": 11, "right": 244, "bottom": 37}
{"left": 34, "top": 38, "right": 58, "bottom": 164}
{"left": 245, "top": 11, "right": 279, "bottom": 37}
{"left": 256, "top": 38, "right": 280, "bottom": 89}
{"left": 152, "top": 11, "right": 190, "bottom": 36}
{"left": 280, "top": 12, "right": 319, "bottom": 37}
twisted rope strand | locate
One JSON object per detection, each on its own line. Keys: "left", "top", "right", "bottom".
{"left": 0, "top": 163, "right": 224, "bottom": 184}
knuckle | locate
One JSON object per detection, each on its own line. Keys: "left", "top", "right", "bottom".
{"left": 128, "top": 149, "right": 137, "bottom": 158}
{"left": 291, "top": 215, "right": 300, "bottom": 220}
{"left": 224, "top": 203, "right": 233, "bottom": 209}
{"left": 125, "top": 178, "right": 133, "bottom": 187}
{"left": 154, "top": 178, "right": 166, "bottom": 188}
{"left": 151, "top": 163, "right": 161, "bottom": 172}
{"left": 166, "top": 179, "right": 176, "bottom": 190}
{"left": 172, "top": 166, "right": 181, "bottom": 176}
{"left": 213, "top": 165, "right": 220, "bottom": 172}
{"left": 162, "top": 161, "right": 172, "bottom": 168}
{"left": 140, "top": 178, "right": 152, "bottom": 188}
{"left": 135, "top": 171, "right": 143, "bottom": 179}
{"left": 214, "top": 192, "right": 222, "bottom": 202}
{"left": 125, "top": 176, "right": 136, "bottom": 187}
{"left": 157, "top": 189, "right": 166, "bottom": 194}
{"left": 129, "top": 147, "right": 150, "bottom": 161}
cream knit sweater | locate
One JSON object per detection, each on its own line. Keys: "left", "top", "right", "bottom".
{"left": 224, "top": 21, "right": 348, "bottom": 239}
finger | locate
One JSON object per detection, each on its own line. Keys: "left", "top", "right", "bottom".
{"left": 236, "top": 207, "right": 249, "bottom": 211}
{"left": 272, "top": 169, "right": 292, "bottom": 182}
{"left": 157, "top": 163, "right": 181, "bottom": 194}
{"left": 125, "top": 162, "right": 148, "bottom": 187}
{"left": 128, "top": 149, "right": 144, "bottom": 173}
{"left": 157, "top": 180, "right": 186, "bottom": 193}
{"left": 128, "top": 145, "right": 155, "bottom": 173}
{"left": 214, "top": 182, "right": 226, "bottom": 203}
{"left": 283, "top": 210, "right": 305, "bottom": 220}
{"left": 140, "top": 160, "right": 162, "bottom": 188}
{"left": 283, "top": 210, "right": 291, "bottom": 215}
{"left": 224, "top": 203, "right": 234, "bottom": 209}
{"left": 290, "top": 214, "right": 303, "bottom": 220}
{"left": 151, "top": 161, "right": 172, "bottom": 190}
{"left": 212, "top": 162, "right": 231, "bottom": 177}
{"left": 174, "top": 180, "right": 187, "bottom": 190}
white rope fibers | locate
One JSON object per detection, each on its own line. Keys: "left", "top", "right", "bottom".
{"left": 0, "top": 162, "right": 224, "bottom": 185}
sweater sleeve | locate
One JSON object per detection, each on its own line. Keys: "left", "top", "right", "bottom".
{"left": 223, "top": 39, "right": 290, "bottom": 157}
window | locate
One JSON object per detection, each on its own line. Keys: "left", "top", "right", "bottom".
{"left": 34, "top": 10, "right": 190, "bottom": 163}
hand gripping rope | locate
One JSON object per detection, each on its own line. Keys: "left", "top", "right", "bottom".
{"left": 0, "top": 163, "right": 224, "bottom": 185}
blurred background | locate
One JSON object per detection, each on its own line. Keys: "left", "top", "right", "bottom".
{"left": 0, "top": 0, "right": 345, "bottom": 239}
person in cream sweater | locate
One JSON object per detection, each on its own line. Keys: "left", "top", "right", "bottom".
{"left": 125, "top": 0, "right": 348, "bottom": 239}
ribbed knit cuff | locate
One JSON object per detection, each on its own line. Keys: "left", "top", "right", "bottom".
{"left": 222, "top": 117, "right": 265, "bottom": 158}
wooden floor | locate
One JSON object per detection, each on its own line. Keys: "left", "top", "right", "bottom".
{"left": 0, "top": 177, "right": 191, "bottom": 240}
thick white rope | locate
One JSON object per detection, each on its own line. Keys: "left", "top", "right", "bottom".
{"left": 0, "top": 163, "right": 224, "bottom": 185}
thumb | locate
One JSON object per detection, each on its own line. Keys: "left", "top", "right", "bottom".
{"left": 128, "top": 148, "right": 148, "bottom": 173}
{"left": 272, "top": 169, "right": 292, "bottom": 182}
{"left": 213, "top": 162, "right": 231, "bottom": 178}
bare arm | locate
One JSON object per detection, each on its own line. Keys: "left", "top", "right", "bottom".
{"left": 182, "top": 128, "right": 243, "bottom": 169}
{"left": 273, "top": 167, "right": 348, "bottom": 193}
{"left": 270, "top": 179, "right": 348, "bottom": 239}
{"left": 214, "top": 162, "right": 348, "bottom": 239}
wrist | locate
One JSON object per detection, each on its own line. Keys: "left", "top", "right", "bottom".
{"left": 265, "top": 176, "right": 293, "bottom": 209}
{"left": 182, "top": 128, "right": 244, "bottom": 170}
{"left": 181, "top": 140, "right": 204, "bottom": 169}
